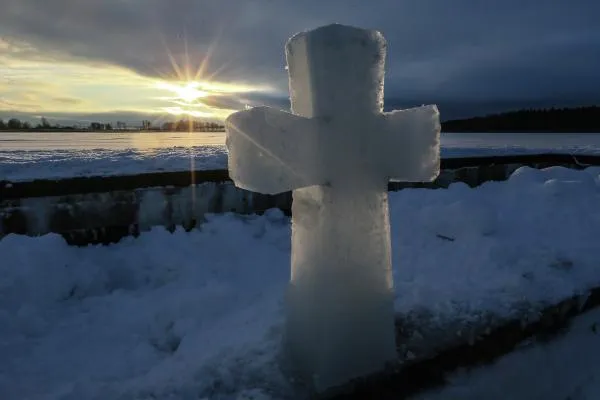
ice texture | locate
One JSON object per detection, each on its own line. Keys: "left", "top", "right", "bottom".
{"left": 226, "top": 107, "right": 321, "bottom": 194}
{"left": 225, "top": 24, "right": 440, "bottom": 392}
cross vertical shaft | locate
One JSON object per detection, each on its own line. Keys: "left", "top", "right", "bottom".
{"left": 283, "top": 25, "right": 397, "bottom": 392}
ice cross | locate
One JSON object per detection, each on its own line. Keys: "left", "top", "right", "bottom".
{"left": 225, "top": 24, "right": 440, "bottom": 392}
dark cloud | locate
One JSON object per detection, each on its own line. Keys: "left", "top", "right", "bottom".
{"left": 199, "top": 92, "right": 289, "bottom": 111}
{"left": 1, "top": 0, "right": 599, "bottom": 119}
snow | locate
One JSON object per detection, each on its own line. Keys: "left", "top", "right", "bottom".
{"left": 416, "top": 307, "right": 600, "bottom": 400}
{"left": 0, "top": 210, "right": 293, "bottom": 400}
{"left": 1, "top": 166, "right": 599, "bottom": 399}
{"left": 393, "top": 166, "right": 600, "bottom": 356}
{"left": 0, "top": 132, "right": 599, "bottom": 182}
{"left": 0, "top": 147, "right": 227, "bottom": 182}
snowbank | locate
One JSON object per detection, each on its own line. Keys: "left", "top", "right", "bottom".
{"left": 0, "top": 166, "right": 599, "bottom": 399}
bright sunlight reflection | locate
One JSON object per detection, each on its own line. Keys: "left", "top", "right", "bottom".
{"left": 156, "top": 82, "right": 210, "bottom": 103}
{"left": 153, "top": 80, "right": 270, "bottom": 119}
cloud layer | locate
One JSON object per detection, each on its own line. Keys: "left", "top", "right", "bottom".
{"left": 1, "top": 0, "right": 599, "bottom": 121}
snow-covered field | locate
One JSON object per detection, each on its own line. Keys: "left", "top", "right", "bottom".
{"left": 1, "top": 132, "right": 599, "bottom": 182}
{"left": 1, "top": 166, "right": 599, "bottom": 399}
{"left": 0, "top": 147, "right": 228, "bottom": 182}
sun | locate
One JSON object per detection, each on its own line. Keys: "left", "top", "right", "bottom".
{"left": 155, "top": 81, "right": 209, "bottom": 104}
{"left": 173, "top": 82, "right": 209, "bottom": 103}
{"left": 153, "top": 79, "right": 274, "bottom": 120}
{"left": 144, "top": 34, "right": 276, "bottom": 120}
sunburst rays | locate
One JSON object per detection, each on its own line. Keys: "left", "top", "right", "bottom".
{"left": 151, "top": 31, "right": 261, "bottom": 123}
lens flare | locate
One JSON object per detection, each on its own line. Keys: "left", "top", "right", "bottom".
{"left": 157, "top": 82, "right": 209, "bottom": 103}
{"left": 151, "top": 34, "right": 273, "bottom": 121}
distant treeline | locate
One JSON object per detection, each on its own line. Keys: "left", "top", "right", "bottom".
{"left": 442, "top": 106, "right": 600, "bottom": 133}
{"left": 0, "top": 117, "right": 225, "bottom": 132}
{"left": 161, "top": 120, "right": 225, "bottom": 132}
{"left": 0, "top": 118, "right": 36, "bottom": 130}
{"left": 3, "top": 106, "right": 600, "bottom": 133}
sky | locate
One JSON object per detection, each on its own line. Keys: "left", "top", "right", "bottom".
{"left": 1, "top": 0, "right": 599, "bottom": 125}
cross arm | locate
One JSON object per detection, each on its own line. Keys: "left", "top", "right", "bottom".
{"left": 379, "top": 104, "right": 441, "bottom": 182}
{"left": 225, "top": 106, "right": 324, "bottom": 194}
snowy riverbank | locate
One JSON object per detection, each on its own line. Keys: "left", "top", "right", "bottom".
{"left": 1, "top": 166, "right": 599, "bottom": 399}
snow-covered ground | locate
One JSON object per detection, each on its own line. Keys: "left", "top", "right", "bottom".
{"left": 417, "top": 307, "right": 600, "bottom": 400}
{"left": 0, "top": 147, "right": 228, "bottom": 182}
{"left": 1, "top": 166, "right": 599, "bottom": 399}
{"left": 1, "top": 132, "right": 599, "bottom": 182}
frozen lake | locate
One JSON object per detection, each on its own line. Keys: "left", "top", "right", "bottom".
{"left": 1, "top": 131, "right": 600, "bottom": 152}
{"left": 442, "top": 131, "right": 600, "bottom": 153}
{"left": 1, "top": 131, "right": 599, "bottom": 181}
{"left": 0, "top": 131, "right": 226, "bottom": 151}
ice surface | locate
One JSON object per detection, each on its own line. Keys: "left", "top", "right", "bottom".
{"left": 225, "top": 24, "right": 440, "bottom": 391}
{"left": 225, "top": 107, "right": 321, "bottom": 194}
{"left": 383, "top": 105, "right": 441, "bottom": 181}
{"left": 0, "top": 167, "right": 599, "bottom": 399}
{"left": 1, "top": 136, "right": 599, "bottom": 182}
{"left": 0, "top": 147, "right": 227, "bottom": 182}
{"left": 286, "top": 24, "right": 386, "bottom": 117}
